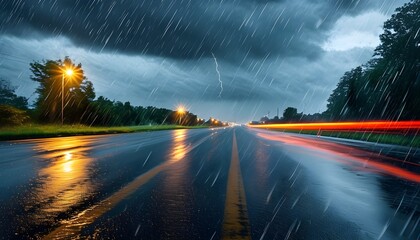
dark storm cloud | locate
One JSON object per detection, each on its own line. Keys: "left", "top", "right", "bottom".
{"left": 0, "top": 0, "right": 410, "bottom": 121}
{"left": 0, "top": 0, "right": 379, "bottom": 60}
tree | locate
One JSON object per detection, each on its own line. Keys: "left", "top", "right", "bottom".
{"left": 0, "top": 79, "right": 28, "bottom": 109}
{"left": 87, "top": 97, "right": 191, "bottom": 126}
{"left": 30, "top": 57, "right": 95, "bottom": 123}
{"left": 322, "top": 1, "right": 420, "bottom": 121}
{"left": 325, "top": 67, "right": 364, "bottom": 120}
{"left": 375, "top": 0, "right": 420, "bottom": 61}
{"left": 370, "top": 0, "right": 420, "bottom": 119}
{"left": 282, "top": 107, "right": 302, "bottom": 122}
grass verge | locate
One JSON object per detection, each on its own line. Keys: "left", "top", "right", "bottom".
{"left": 0, "top": 124, "right": 209, "bottom": 141}
{"left": 282, "top": 130, "right": 420, "bottom": 148}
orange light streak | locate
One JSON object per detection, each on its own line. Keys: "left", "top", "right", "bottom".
{"left": 248, "top": 121, "right": 420, "bottom": 131}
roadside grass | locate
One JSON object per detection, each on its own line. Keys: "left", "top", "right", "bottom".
{"left": 0, "top": 124, "right": 209, "bottom": 141}
{"left": 282, "top": 130, "right": 420, "bottom": 148}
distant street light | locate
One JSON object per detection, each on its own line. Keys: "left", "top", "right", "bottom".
{"left": 177, "top": 106, "right": 186, "bottom": 114}
{"left": 61, "top": 68, "right": 73, "bottom": 125}
{"left": 177, "top": 105, "right": 186, "bottom": 125}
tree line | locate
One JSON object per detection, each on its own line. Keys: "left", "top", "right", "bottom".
{"left": 259, "top": 0, "right": 419, "bottom": 123}
{"left": 0, "top": 57, "right": 208, "bottom": 126}
{"left": 326, "top": 0, "right": 419, "bottom": 121}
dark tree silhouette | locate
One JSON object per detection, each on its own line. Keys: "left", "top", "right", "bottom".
{"left": 27, "top": 57, "right": 203, "bottom": 126}
{"left": 325, "top": 67, "right": 364, "bottom": 120}
{"left": 325, "top": 0, "right": 420, "bottom": 121}
{"left": 282, "top": 107, "right": 302, "bottom": 122}
{"left": 30, "top": 57, "right": 95, "bottom": 123}
{"left": 87, "top": 97, "right": 200, "bottom": 126}
{"left": 0, "top": 79, "right": 28, "bottom": 110}
{"left": 372, "top": 0, "right": 420, "bottom": 119}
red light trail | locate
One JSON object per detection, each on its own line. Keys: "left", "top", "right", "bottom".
{"left": 254, "top": 131, "right": 420, "bottom": 183}
{"left": 248, "top": 121, "right": 420, "bottom": 131}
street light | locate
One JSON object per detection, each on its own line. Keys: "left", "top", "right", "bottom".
{"left": 176, "top": 105, "right": 186, "bottom": 125}
{"left": 61, "top": 68, "right": 73, "bottom": 125}
{"left": 177, "top": 106, "right": 186, "bottom": 114}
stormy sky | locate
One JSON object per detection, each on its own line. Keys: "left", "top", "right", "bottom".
{"left": 0, "top": 0, "right": 410, "bottom": 122}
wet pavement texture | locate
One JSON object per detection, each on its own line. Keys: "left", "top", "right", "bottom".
{"left": 0, "top": 127, "right": 419, "bottom": 239}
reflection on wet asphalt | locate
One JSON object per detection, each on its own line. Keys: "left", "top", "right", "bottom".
{"left": 0, "top": 127, "right": 419, "bottom": 239}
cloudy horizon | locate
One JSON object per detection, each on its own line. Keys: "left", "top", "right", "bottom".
{"left": 0, "top": 0, "right": 410, "bottom": 122}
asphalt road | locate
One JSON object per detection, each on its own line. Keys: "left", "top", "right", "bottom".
{"left": 0, "top": 127, "right": 419, "bottom": 240}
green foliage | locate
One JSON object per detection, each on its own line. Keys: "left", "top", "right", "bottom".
{"left": 375, "top": 0, "right": 420, "bottom": 61}
{"left": 325, "top": 0, "right": 420, "bottom": 120}
{"left": 85, "top": 96, "right": 199, "bottom": 126}
{"left": 30, "top": 56, "right": 95, "bottom": 123}
{"left": 28, "top": 56, "right": 203, "bottom": 127}
{"left": 0, "top": 79, "right": 28, "bottom": 109}
{"left": 0, "top": 104, "right": 29, "bottom": 126}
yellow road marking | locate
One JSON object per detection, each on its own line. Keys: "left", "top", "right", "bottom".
{"left": 44, "top": 132, "right": 213, "bottom": 239}
{"left": 223, "top": 131, "right": 251, "bottom": 240}
{"left": 44, "top": 164, "right": 165, "bottom": 239}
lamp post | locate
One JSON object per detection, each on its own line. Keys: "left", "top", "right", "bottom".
{"left": 62, "top": 69, "right": 73, "bottom": 125}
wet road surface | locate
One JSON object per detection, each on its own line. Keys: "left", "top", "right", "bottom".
{"left": 0, "top": 127, "right": 419, "bottom": 239}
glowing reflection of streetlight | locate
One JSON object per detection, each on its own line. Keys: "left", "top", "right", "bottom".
{"left": 63, "top": 159, "right": 73, "bottom": 173}
{"left": 170, "top": 129, "right": 187, "bottom": 162}
{"left": 23, "top": 136, "right": 96, "bottom": 227}
{"left": 64, "top": 152, "right": 72, "bottom": 160}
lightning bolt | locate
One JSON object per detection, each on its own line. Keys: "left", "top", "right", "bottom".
{"left": 212, "top": 52, "right": 223, "bottom": 98}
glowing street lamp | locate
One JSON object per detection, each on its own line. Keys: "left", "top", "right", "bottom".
{"left": 65, "top": 69, "right": 74, "bottom": 76}
{"left": 176, "top": 105, "right": 186, "bottom": 125}
{"left": 177, "top": 106, "right": 186, "bottom": 114}
{"left": 61, "top": 67, "right": 73, "bottom": 125}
